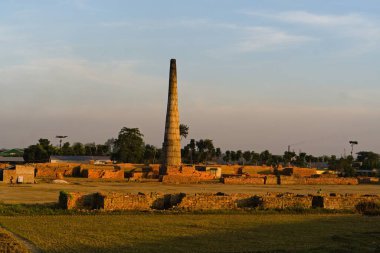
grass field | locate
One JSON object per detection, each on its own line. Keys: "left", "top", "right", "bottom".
{"left": 0, "top": 213, "right": 380, "bottom": 253}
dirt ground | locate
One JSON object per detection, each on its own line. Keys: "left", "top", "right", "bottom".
{"left": 0, "top": 178, "right": 379, "bottom": 204}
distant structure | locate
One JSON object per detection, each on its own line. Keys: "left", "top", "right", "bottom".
{"left": 161, "top": 59, "right": 181, "bottom": 172}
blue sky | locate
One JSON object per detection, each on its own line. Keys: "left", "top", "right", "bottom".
{"left": 1, "top": 0, "right": 380, "bottom": 155}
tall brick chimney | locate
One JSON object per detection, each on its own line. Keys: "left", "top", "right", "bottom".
{"left": 161, "top": 59, "right": 181, "bottom": 173}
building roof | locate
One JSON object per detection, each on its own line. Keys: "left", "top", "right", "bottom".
{"left": 0, "top": 148, "right": 24, "bottom": 157}
{"left": 0, "top": 156, "right": 25, "bottom": 162}
{"left": 50, "top": 156, "right": 111, "bottom": 162}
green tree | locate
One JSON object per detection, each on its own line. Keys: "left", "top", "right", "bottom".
{"left": 143, "top": 144, "right": 157, "bottom": 164}
{"left": 223, "top": 150, "right": 231, "bottom": 163}
{"left": 23, "top": 138, "right": 57, "bottom": 163}
{"left": 61, "top": 142, "right": 74, "bottom": 155}
{"left": 215, "top": 148, "right": 222, "bottom": 160}
{"left": 179, "top": 124, "right": 189, "bottom": 139}
{"left": 112, "top": 127, "right": 145, "bottom": 163}
{"left": 72, "top": 142, "right": 85, "bottom": 156}
{"left": 357, "top": 151, "right": 380, "bottom": 170}
{"left": 259, "top": 150, "right": 272, "bottom": 165}
{"left": 84, "top": 143, "right": 96, "bottom": 156}
{"left": 251, "top": 151, "right": 260, "bottom": 165}
{"left": 243, "top": 151, "right": 252, "bottom": 164}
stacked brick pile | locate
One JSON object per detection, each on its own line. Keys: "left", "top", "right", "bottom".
{"left": 241, "top": 165, "right": 273, "bottom": 175}
{"left": 35, "top": 163, "right": 80, "bottom": 177}
{"left": 81, "top": 168, "right": 124, "bottom": 179}
{"left": 281, "top": 167, "right": 317, "bottom": 177}
{"left": 0, "top": 163, "right": 10, "bottom": 169}
{"left": 162, "top": 166, "right": 216, "bottom": 184}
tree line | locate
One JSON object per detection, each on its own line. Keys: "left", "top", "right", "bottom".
{"left": 23, "top": 125, "right": 380, "bottom": 177}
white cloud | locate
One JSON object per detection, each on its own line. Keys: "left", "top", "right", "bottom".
{"left": 242, "top": 10, "right": 380, "bottom": 54}
{"left": 244, "top": 10, "right": 369, "bottom": 27}
{"left": 237, "top": 26, "right": 314, "bottom": 52}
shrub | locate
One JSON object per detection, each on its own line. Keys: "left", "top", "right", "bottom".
{"left": 356, "top": 201, "right": 380, "bottom": 216}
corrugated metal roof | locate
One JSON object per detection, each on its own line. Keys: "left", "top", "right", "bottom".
{"left": 50, "top": 156, "right": 111, "bottom": 161}
{"left": 0, "top": 156, "right": 24, "bottom": 162}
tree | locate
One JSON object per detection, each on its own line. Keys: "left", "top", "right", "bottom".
{"left": 61, "top": 142, "right": 73, "bottom": 155}
{"left": 23, "top": 138, "right": 57, "bottom": 163}
{"left": 215, "top": 148, "right": 222, "bottom": 160}
{"left": 223, "top": 150, "right": 231, "bottom": 163}
{"left": 179, "top": 124, "right": 189, "bottom": 139}
{"left": 259, "top": 150, "right": 272, "bottom": 165}
{"left": 189, "top": 139, "right": 196, "bottom": 164}
{"left": 72, "top": 142, "right": 85, "bottom": 156}
{"left": 143, "top": 144, "right": 157, "bottom": 164}
{"left": 112, "top": 127, "right": 145, "bottom": 163}
{"left": 236, "top": 150, "right": 243, "bottom": 164}
{"left": 251, "top": 151, "right": 260, "bottom": 165}
{"left": 284, "top": 151, "right": 296, "bottom": 166}
{"left": 195, "top": 139, "right": 215, "bottom": 163}
{"left": 23, "top": 144, "right": 49, "bottom": 163}
{"left": 84, "top": 143, "right": 96, "bottom": 156}
{"left": 243, "top": 151, "right": 252, "bottom": 165}
{"left": 104, "top": 138, "right": 116, "bottom": 154}
{"left": 357, "top": 151, "right": 380, "bottom": 170}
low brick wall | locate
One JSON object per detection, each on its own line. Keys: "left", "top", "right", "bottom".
{"left": 59, "top": 192, "right": 380, "bottom": 211}
{"left": 177, "top": 193, "right": 253, "bottom": 210}
{"left": 313, "top": 194, "right": 380, "bottom": 210}
{"left": 59, "top": 192, "right": 98, "bottom": 210}
{"left": 253, "top": 193, "right": 313, "bottom": 209}
{"left": 98, "top": 192, "right": 161, "bottom": 211}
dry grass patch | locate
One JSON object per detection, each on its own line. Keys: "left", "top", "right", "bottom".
{"left": 0, "top": 227, "right": 29, "bottom": 253}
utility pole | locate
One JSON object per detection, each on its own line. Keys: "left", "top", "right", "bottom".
{"left": 56, "top": 136, "right": 68, "bottom": 149}
{"left": 349, "top": 141, "right": 358, "bottom": 157}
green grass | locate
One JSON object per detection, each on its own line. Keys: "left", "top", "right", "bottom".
{"left": 0, "top": 213, "right": 380, "bottom": 253}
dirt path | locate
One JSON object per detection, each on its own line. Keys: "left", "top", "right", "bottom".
{"left": 0, "top": 225, "right": 40, "bottom": 253}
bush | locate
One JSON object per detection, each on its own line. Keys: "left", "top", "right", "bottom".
{"left": 356, "top": 201, "right": 380, "bottom": 216}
